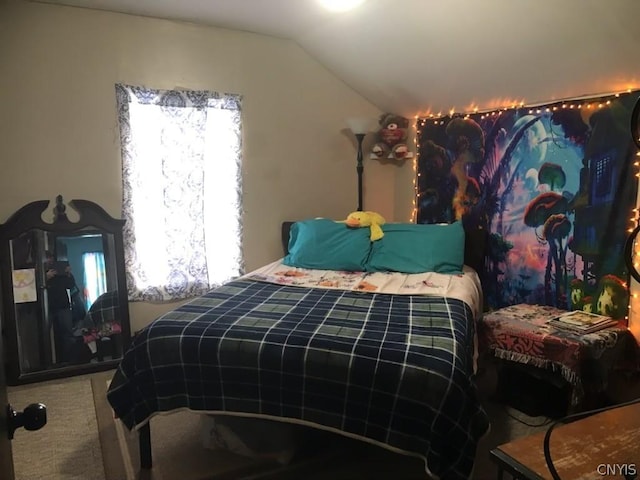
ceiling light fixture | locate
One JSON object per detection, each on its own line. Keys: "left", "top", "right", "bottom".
{"left": 318, "top": 0, "right": 367, "bottom": 12}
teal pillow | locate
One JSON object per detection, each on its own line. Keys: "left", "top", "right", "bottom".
{"left": 366, "top": 222, "right": 465, "bottom": 274}
{"left": 283, "top": 219, "right": 371, "bottom": 271}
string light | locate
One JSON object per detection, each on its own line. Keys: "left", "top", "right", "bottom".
{"left": 411, "top": 125, "right": 420, "bottom": 222}
{"left": 414, "top": 88, "right": 640, "bottom": 331}
{"left": 416, "top": 88, "right": 640, "bottom": 122}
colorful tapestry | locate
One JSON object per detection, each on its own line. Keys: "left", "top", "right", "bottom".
{"left": 416, "top": 91, "right": 640, "bottom": 319}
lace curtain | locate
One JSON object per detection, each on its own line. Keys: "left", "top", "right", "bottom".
{"left": 115, "top": 84, "right": 243, "bottom": 301}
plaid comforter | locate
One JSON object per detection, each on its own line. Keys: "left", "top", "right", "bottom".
{"left": 107, "top": 279, "right": 489, "bottom": 479}
{"left": 86, "top": 290, "right": 119, "bottom": 326}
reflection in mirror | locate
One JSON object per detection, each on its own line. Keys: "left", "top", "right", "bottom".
{"left": 55, "top": 231, "right": 123, "bottom": 364}
{"left": 10, "top": 229, "right": 43, "bottom": 374}
{"left": 10, "top": 229, "right": 124, "bottom": 373}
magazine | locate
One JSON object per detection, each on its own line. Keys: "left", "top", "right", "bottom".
{"left": 547, "top": 310, "right": 618, "bottom": 334}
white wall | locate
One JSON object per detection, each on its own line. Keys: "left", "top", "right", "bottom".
{"left": 3, "top": 1, "right": 636, "bottom": 338}
{"left": 0, "top": 0, "right": 389, "bottom": 330}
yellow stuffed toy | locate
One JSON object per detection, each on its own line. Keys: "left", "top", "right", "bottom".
{"left": 344, "top": 211, "right": 386, "bottom": 241}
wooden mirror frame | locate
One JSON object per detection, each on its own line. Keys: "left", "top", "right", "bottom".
{"left": 0, "top": 195, "right": 131, "bottom": 385}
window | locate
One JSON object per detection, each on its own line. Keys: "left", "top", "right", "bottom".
{"left": 115, "top": 84, "right": 243, "bottom": 301}
{"left": 82, "top": 251, "right": 107, "bottom": 309}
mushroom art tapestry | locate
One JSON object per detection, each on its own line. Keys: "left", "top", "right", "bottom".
{"left": 416, "top": 90, "right": 640, "bottom": 320}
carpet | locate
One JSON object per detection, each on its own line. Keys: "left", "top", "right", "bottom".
{"left": 90, "top": 372, "right": 429, "bottom": 480}
{"left": 7, "top": 362, "right": 549, "bottom": 480}
{"left": 92, "top": 372, "right": 282, "bottom": 480}
{"left": 8, "top": 373, "right": 106, "bottom": 480}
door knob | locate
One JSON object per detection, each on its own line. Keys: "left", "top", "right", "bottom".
{"left": 7, "top": 403, "right": 47, "bottom": 440}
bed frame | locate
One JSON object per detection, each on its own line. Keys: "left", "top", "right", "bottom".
{"left": 137, "top": 220, "right": 487, "bottom": 470}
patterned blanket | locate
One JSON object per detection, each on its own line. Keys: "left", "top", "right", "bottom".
{"left": 107, "top": 279, "right": 489, "bottom": 479}
{"left": 478, "top": 304, "right": 632, "bottom": 403}
{"left": 82, "top": 290, "right": 122, "bottom": 343}
{"left": 247, "top": 260, "right": 483, "bottom": 318}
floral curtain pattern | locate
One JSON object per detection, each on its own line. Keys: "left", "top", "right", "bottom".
{"left": 115, "top": 84, "right": 243, "bottom": 301}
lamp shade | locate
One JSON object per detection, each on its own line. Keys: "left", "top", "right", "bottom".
{"left": 346, "top": 117, "right": 375, "bottom": 135}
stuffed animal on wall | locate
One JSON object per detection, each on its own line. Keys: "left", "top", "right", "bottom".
{"left": 344, "top": 211, "right": 386, "bottom": 241}
{"left": 372, "top": 113, "right": 410, "bottom": 160}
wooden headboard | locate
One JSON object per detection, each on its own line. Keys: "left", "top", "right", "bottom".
{"left": 280, "top": 221, "right": 487, "bottom": 275}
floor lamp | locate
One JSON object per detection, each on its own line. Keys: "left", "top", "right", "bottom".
{"left": 347, "top": 117, "right": 374, "bottom": 212}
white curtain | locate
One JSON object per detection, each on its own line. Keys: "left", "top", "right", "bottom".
{"left": 82, "top": 251, "right": 107, "bottom": 309}
{"left": 115, "top": 84, "right": 243, "bottom": 301}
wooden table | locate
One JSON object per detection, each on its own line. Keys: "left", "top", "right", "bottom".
{"left": 490, "top": 401, "right": 640, "bottom": 479}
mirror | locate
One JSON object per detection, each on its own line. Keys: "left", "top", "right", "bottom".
{"left": 1, "top": 196, "right": 131, "bottom": 385}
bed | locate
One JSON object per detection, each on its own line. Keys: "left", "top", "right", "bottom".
{"left": 106, "top": 219, "right": 490, "bottom": 480}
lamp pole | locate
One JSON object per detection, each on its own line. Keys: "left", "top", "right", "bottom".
{"left": 355, "top": 132, "right": 365, "bottom": 212}
{"left": 346, "top": 117, "right": 372, "bottom": 212}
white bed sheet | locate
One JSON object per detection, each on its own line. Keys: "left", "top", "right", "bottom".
{"left": 244, "top": 259, "right": 483, "bottom": 320}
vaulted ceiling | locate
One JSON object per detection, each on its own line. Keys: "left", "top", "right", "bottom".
{"left": 35, "top": 0, "right": 640, "bottom": 117}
